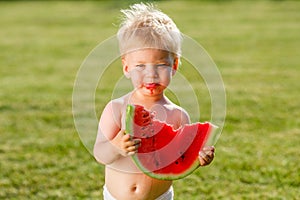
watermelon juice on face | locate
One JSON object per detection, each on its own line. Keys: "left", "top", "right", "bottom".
{"left": 122, "top": 48, "right": 175, "bottom": 98}
{"left": 144, "top": 82, "right": 160, "bottom": 94}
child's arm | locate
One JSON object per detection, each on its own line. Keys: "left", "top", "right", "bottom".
{"left": 93, "top": 101, "right": 141, "bottom": 165}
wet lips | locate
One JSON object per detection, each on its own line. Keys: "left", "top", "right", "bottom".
{"left": 144, "top": 83, "right": 159, "bottom": 94}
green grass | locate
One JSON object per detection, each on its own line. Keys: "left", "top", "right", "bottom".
{"left": 1, "top": 1, "right": 299, "bottom": 199}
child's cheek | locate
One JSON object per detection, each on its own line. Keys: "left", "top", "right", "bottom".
{"left": 130, "top": 73, "right": 143, "bottom": 88}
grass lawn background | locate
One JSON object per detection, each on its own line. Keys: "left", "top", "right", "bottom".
{"left": 0, "top": 0, "right": 299, "bottom": 199}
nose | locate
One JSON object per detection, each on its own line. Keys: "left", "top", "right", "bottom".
{"left": 145, "top": 65, "right": 158, "bottom": 78}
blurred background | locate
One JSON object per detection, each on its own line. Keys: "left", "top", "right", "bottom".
{"left": 0, "top": 0, "right": 299, "bottom": 199}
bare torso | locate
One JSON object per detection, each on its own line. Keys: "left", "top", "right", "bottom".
{"left": 97, "top": 92, "right": 190, "bottom": 199}
{"left": 105, "top": 167, "right": 172, "bottom": 200}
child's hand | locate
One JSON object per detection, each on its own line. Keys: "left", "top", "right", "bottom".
{"left": 112, "top": 130, "right": 141, "bottom": 157}
{"left": 199, "top": 146, "right": 215, "bottom": 166}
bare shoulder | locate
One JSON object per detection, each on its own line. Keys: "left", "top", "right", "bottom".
{"left": 102, "top": 94, "right": 130, "bottom": 120}
{"left": 98, "top": 94, "right": 131, "bottom": 138}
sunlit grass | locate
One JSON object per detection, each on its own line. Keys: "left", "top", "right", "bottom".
{"left": 0, "top": 1, "right": 299, "bottom": 199}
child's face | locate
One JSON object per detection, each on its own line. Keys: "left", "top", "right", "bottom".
{"left": 122, "top": 48, "right": 178, "bottom": 96}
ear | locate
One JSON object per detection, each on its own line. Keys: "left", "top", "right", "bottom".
{"left": 172, "top": 57, "right": 179, "bottom": 76}
{"left": 122, "top": 57, "right": 131, "bottom": 78}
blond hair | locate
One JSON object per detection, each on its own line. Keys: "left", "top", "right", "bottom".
{"left": 117, "top": 3, "right": 182, "bottom": 57}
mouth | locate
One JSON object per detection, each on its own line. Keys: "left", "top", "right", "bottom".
{"left": 144, "top": 83, "right": 160, "bottom": 90}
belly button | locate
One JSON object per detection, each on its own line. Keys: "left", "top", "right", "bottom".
{"left": 131, "top": 185, "right": 137, "bottom": 192}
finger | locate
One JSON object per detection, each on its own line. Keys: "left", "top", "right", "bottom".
{"left": 123, "top": 140, "right": 134, "bottom": 149}
{"left": 127, "top": 143, "right": 140, "bottom": 151}
{"left": 126, "top": 145, "right": 137, "bottom": 152}
{"left": 200, "top": 155, "right": 211, "bottom": 164}
{"left": 199, "top": 151, "right": 206, "bottom": 158}
{"left": 202, "top": 146, "right": 215, "bottom": 152}
{"left": 124, "top": 139, "right": 141, "bottom": 149}
{"left": 207, "top": 150, "right": 215, "bottom": 158}
{"left": 205, "top": 154, "right": 214, "bottom": 163}
{"left": 125, "top": 144, "right": 141, "bottom": 156}
{"left": 133, "top": 139, "right": 141, "bottom": 145}
{"left": 199, "top": 155, "right": 209, "bottom": 166}
{"left": 202, "top": 149, "right": 214, "bottom": 157}
{"left": 127, "top": 151, "right": 136, "bottom": 156}
{"left": 201, "top": 147, "right": 215, "bottom": 158}
{"left": 131, "top": 139, "right": 141, "bottom": 149}
{"left": 121, "top": 134, "right": 131, "bottom": 142}
{"left": 199, "top": 151, "right": 213, "bottom": 163}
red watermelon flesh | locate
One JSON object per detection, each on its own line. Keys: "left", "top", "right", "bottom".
{"left": 125, "top": 104, "right": 216, "bottom": 180}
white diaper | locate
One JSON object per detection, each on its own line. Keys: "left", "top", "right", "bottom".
{"left": 103, "top": 185, "right": 174, "bottom": 200}
{"left": 103, "top": 185, "right": 117, "bottom": 200}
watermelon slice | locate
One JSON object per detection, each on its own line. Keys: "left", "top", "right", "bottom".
{"left": 125, "top": 104, "right": 217, "bottom": 180}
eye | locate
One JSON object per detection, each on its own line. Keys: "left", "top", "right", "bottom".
{"left": 155, "top": 64, "right": 170, "bottom": 69}
{"left": 135, "top": 64, "right": 146, "bottom": 70}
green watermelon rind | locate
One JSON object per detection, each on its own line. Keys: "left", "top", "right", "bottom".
{"left": 125, "top": 104, "right": 135, "bottom": 136}
{"left": 141, "top": 156, "right": 201, "bottom": 181}
{"left": 125, "top": 104, "right": 217, "bottom": 180}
